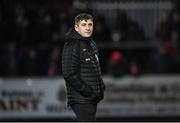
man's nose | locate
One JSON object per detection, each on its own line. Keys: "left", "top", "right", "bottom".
{"left": 86, "top": 26, "right": 90, "bottom": 30}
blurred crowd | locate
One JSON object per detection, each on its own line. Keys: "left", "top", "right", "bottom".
{"left": 0, "top": 0, "right": 180, "bottom": 77}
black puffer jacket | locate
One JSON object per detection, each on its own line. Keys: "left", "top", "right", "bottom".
{"left": 62, "top": 28, "right": 105, "bottom": 106}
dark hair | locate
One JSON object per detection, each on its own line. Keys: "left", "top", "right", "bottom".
{"left": 74, "top": 13, "right": 93, "bottom": 25}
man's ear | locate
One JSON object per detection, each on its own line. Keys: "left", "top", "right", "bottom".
{"left": 74, "top": 25, "right": 78, "bottom": 32}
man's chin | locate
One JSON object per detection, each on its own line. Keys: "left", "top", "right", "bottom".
{"left": 83, "top": 35, "right": 92, "bottom": 38}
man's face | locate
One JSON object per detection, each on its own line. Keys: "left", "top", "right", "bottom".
{"left": 75, "top": 19, "right": 93, "bottom": 38}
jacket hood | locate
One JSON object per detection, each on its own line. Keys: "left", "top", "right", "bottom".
{"left": 65, "top": 27, "right": 92, "bottom": 42}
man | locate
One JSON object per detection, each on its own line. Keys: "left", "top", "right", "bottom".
{"left": 62, "top": 13, "right": 105, "bottom": 121}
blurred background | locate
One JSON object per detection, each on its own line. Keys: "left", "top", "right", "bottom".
{"left": 0, "top": 0, "right": 180, "bottom": 121}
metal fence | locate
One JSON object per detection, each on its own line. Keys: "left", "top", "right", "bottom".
{"left": 92, "top": 1, "right": 173, "bottom": 39}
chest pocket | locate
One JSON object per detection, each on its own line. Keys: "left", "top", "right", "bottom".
{"left": 81, "top": 49, "right": 92, "bottom": 63}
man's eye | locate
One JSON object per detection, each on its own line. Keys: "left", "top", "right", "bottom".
{"left": 81, "top": 24, "right": 86, "bottom": 26}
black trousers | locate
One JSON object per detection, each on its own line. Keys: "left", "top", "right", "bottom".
{"left": 70, "top": 103, "right": 97, "bottom": 122}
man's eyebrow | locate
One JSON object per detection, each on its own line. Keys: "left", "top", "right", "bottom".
{"left": 80, "top": 21, "right": 93, "bottom": 25}
{"left": 81, "top": 22, "right": 87, "bottom": 25}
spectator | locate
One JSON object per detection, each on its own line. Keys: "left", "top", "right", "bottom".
{"left": 47, "top": 47, "right": 61, "bottom": 76}
{"left": 107, "top": 51, "right": 129, "bottom": 77}
{"left": 1, "top": 42, "right": 18, "bottom": 76}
